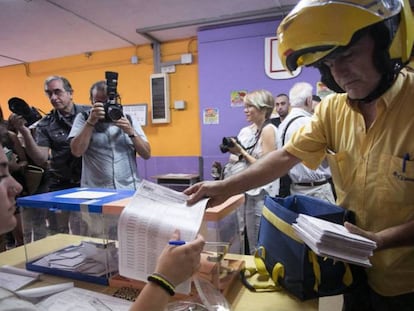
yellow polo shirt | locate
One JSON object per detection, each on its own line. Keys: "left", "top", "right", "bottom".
{"left": 285, "top": 68, "right": 414, "bottom": 296}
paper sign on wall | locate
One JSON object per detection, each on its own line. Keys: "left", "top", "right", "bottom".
{"left": 203, "top": 108, "right": 219, "bottom": 125}
{"left": 264, "top": 36, "right": 301, "bottom": 79}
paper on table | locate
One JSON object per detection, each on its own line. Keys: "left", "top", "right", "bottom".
{"left": 0, "top": 271, "right": 38, "bottom": 292}
{"left": 117, "top": 179, "right": 208, "bottom": 294}
{"left": 0, "top": 265, "right": 41, "bottom": 279}
{"left": 15, "top": 282, "right": 74, "bottom": 299}
{"left": 35, "top": 286, "right": 132, "bottom": 311}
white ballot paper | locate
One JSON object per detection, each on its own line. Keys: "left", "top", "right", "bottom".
{"left": 35, "top": 286, "right": 132, "bottom": 310}
{"left": 117, "top": 179, "right": 208, "bottom": 294}
{"left": 0, "top": 266, "right": 41, "bottom": 291}
{"left": 293, "top": 214, "right": 377, "bottom": 267}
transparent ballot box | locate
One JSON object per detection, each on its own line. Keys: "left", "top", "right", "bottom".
{"left": 18, "top": 187, "right": 134, "bottom": 285}
{"left": 18, "top": 188, "right": 245, "bottom": 286}
{"left": 200, "top": 194, "right": 245, "bottom": 255}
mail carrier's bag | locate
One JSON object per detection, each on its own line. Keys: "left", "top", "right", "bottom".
{"left": 244, "top": 195, "right": 359, "bottom": 300}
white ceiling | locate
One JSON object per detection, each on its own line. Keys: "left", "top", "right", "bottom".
{"left": 0, "top": 0, "right": 298, "bottom": 68}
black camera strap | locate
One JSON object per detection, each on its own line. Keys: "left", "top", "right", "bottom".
{"left": 243, "top": 119, "right": 273, "bottom": 153}
{"left": 281, "top": 116, "right": 305, "bottom": 145}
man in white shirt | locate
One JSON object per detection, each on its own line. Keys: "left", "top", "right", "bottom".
{"left": 277, "top": 82, "right": 335, "bottom": 203}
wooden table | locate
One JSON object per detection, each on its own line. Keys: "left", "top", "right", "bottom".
{"left": 0, "top": 234, "right": 318, "bottom": 311}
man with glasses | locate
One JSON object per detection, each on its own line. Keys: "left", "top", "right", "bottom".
{"left": 9, "top": 76, "right": 89, "bottom": 235}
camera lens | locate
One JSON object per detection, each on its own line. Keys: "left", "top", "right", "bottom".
{"left": 108, "top": 107, "right": 123, "bottom": 121}
{"left": 219, "top": 144, "right": 229, "bottom": 153}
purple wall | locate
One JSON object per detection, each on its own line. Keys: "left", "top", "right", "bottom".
{"left": 137, "top": 156, "right": 203, "bottom": 182}
{"left": 138, "top": 19, "right": 323, "bottom": 183}
{"left": 198, "top": 19, "right": 321, "bottom": 180}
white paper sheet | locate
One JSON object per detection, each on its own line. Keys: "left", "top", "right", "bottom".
{"left": 15, "top": 282, "right": 74, "bottom": 299}
{"left": 35, "top": 286, "right": 132, "bottom": 310}
{"left": 56, "top": 191, "right": 116, "bottom": 199}
{"left": 0, "top": 271, "right": 37, "bottom": 292}
{"left": 117, "top": 179, "right": 208, "bottom": 294}
{"left": 293, "top": 214, "right": 377, "bottom": 267}
{"left": 0, "top": 265, "right": 41, "bottom": 279}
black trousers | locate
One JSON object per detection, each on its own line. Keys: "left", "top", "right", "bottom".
{"left": 343, "top": 273, "right": 414, "bottom": 311}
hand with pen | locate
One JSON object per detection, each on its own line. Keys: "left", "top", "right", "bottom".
{"left": 156, "top": 230, "right": 205, "bottom": 287}
{"left": 130, "top": 230, "right": 205, "bottom": 311}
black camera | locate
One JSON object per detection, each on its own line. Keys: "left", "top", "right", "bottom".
{"left": 219, "top": 136, "right": 239, "bottom": 153}
{"left": 8, "top": 97, "right": 42, "bottom": 126}
{"left": 103, "top": 71, "right": 123, "bottom": 122}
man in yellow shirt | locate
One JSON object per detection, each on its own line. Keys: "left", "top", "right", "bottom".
{"left": 186, "top": 0, "right": 414, "bottom": 310}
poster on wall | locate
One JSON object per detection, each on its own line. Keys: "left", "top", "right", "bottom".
{"left": 203, "top": 108, "right": 219, "bottom": 125}
{"left": 230, "top": 90, "right": 247, "bottom": 107}
{"left": 264, "top": 36, "right": 302, "bottom": 79}
{"left": 123, "top": 104, "right": 148, "bottom": 126}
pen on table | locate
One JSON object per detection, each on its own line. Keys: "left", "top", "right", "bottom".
{"left": 402, "top": 153, "right": 410, "bottom": 173}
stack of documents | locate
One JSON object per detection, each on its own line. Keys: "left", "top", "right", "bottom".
{"left": 293, "top": 214, "right": 377, "bottom": 267}
{"left": 32, "top": 241, "right": 118, "bottom": 277}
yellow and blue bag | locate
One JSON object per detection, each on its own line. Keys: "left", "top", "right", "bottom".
{"left": 243, "top": 195, "right": 360, "bottom": 300}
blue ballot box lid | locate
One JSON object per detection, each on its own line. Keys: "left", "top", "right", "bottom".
{"left": 17, "top": 187, "right": 135, "bottom": 213}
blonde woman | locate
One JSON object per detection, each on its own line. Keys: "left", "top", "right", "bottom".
{"left": 227, "top": 89, "right": 279, "bottom": 254}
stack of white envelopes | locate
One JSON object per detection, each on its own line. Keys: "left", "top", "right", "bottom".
{"left": 293, "top": 214, "right": 377, "bottom": 267}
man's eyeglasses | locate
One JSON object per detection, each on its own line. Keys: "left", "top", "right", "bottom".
{"left": 45, "top": 89, "right": 67, "bottom": 98}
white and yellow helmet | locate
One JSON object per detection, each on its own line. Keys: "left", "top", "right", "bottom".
{"left": 277, "top": 0, "right": 414, "bottom": 74}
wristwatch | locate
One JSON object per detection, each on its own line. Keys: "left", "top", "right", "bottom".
{"left": 128, "top": 133, "right": 137, "bottom": 138}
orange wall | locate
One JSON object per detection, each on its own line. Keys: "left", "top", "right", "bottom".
{"left": 0, "top": 38, "right": 200, "bottom": 156}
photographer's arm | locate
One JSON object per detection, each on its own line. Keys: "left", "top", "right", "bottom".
{"left": 115, "top": 117, "right": 151, "bottom": 160}
{"left": 70, "top": 104, "right": 103, "bottom": 157}
{"left": 130, "top": 134, "right": 151, "bottom": 160}
{"left": 9, "top": 115, "right": 48, "bottom": 166}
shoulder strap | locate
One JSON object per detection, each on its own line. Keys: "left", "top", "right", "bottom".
{"left": 126, "top": 114, "right": 133, "bottom": 124}
{"left": 281, "top": 116, "right": 305, "bottom": 146}
{"left": 81, "top": 110, "right": 90, "bottom": 120}
{"left": 244, "top": 119, "right": 273, "bottom": 153}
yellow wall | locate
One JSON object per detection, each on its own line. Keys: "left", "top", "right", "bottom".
{"left": 0, "top": 38, "right": 200, "bottom": 156}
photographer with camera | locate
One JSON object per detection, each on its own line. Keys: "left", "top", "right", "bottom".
{"left": 69, "top": 77, "right": 150, "bottom": 190}
{"left": 69, "top": 77, "right": 150, "bottom": 238}
{"left": 9, "top": 76, "right": 90, "bottom": 236}
{"left": 222, "top": 89, "right": 279, "bottom": 254}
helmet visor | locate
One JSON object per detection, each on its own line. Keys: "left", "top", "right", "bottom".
{"left": 289, "top": 0, "right": 402, "bottom": 20}
{"left": 277, "top": 0, "right": 404, "bottom": 72}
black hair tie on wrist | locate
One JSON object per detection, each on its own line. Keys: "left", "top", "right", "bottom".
{"left": 147, "top": 273, "right": 175, "bottom": 296}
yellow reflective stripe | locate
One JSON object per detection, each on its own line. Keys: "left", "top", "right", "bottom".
{"left": 271, "top": 262, "right": 284, "bottom": 290}
{"left": 254, "top": 247, "right": 269, "bottom": 276}
{"left": 309, "top": 252, "right": 354, "bottom": 292}
{"left": 343, "top": 263, "right": 353, "bottom": 286}
{"left": 308, "top": 251, "right": 321, "bottom": 292}
{"left": 262, "top": 206, "right": 303, "bottom": 243}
